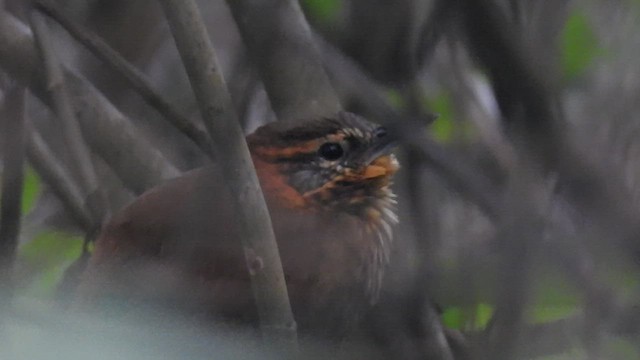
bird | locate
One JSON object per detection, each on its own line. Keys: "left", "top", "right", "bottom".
{"left": 73, "top": 111, "right": 399, "bottom": 340}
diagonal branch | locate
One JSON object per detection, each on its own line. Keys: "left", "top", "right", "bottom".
{"left": 0, "top": 12, "right": 180, "bottom": 195}
{"left": 157, "top": 0, "right": 298, "bottom": 348}
{"left": 33, "top": 0, "right": 215, "bottom": 159}
{"left": 30, "top": 10, "right": 108, "bottom": 230}
{"left": 26, "top": 127, "right": 92, "bottom": 232}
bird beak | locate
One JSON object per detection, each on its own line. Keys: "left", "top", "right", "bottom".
{"left": 364, "top": 128, "right": 397, "bottom": 165}
{"left": 362, "top": 130, "right": 399, "bottom": 179}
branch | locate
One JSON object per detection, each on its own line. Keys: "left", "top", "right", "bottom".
{"left": 33, "top": 0, "right": 215, "bottom": 159}
{"left": 225, "top": 0, "right": 341, "bottom": 123}
{"left": 486, "top": 166, "right": 550, "bottom": 360}
{"left": 415, "top": 0, "right": 458, "bottom": 70}
{"left": 0, "top": 12, "right": 179, "bottom": 195}
{"left": 157, "top": 0, "right": 297, "bottom": 347}
{"left": 27, "top": 127, "right": 93, "bottom": 232}
{"left": 30, "top": 10, "right": 108, "bottom": 229}
{"left": 0, "top": 85, "right": 26, "bottom": 303}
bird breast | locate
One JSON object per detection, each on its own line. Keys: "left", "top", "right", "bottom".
{"left": 77, "top": 164, "right": 389, "bottom": 336}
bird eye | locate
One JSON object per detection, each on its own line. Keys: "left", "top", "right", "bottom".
{"left": 318, "top": 142, "right": 344, "bottom": 161}
{"left": 374, "top": 127, "right": 387, "bottom": 138}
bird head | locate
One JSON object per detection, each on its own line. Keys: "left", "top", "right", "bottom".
{"left": 247, "top": 112, "right": 399, "bottom": 229}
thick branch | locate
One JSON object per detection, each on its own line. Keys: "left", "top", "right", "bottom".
{"left": 157, "top": 0, "right": 297, "bottom": 347}
{"left": 0, "top": 12, "right": 179, "bottom": 195}
{"left": 226, "top": 0, "right": 341, "bottom": 123}
{"left": 486, "top": 167, "right": 548, "bottom": 360}
{"left": 0, "top": 86, "right": 26, "bottom": 301}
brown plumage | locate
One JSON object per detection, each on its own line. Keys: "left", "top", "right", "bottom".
{"left": 74, "top": 112, "right": 399, "bottom": 339}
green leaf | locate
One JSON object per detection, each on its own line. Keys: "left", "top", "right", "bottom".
{"left": 0, "top": 166, "right": 40, "bottom": 215}
{"left": 442, "top": 303, "right": 494, "bottom": 330}
{"left": 21, "top": 167, "right": 40, "bottom": 214}
{"left": 442, "top": 306, "right": 463, "bottom": 329}
{"left": 529, "top": 304, "right": 578, "bottom": 324}
{"left": 475, "top": 303, "right": 493, "bottom": 328}
{"left": 302, "top": 0, "right": 342, "bottom": 25}
{"left": 561, "top": 11, "right": 601, "bottom": 80}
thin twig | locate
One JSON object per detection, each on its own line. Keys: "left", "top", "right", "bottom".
{"left": 225, "top": 0, "right": 341, "bottom": 123}
{"left": 30, "top": 10, "right": 107, "bottom": 230}
{"left": 33, "top": 0, "right": 215, "bottom": 159}
{"left": 0, "top": 85, "right": 27, "bottom": 304}
{"left": 0, "top": 12, "right": 180, "bottom": 194}
{"left": 157, "top": 0, "right": 298, "bottom": 348}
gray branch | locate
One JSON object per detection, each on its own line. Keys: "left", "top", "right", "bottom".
{"left": 226, "top": 0, "right": 342, "bottom": 123}
{"left": 33, "top": 0, "right": 215, "bottom": 159}
{"left": 27, "top": 127, "right": 93, "bottom": 232}
{"left": 0, "top": 85, "right": 26, "bottom": 303}
{"left": 0, "top": 12, "right": 179, "bottom": 195}
{"left": 30, "top": 10, "right": 108, "bottom": 229}
{"left": 157, "top": 0, "right": 297, "bottom": 348}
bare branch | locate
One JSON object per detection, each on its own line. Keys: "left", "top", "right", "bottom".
{"left": 27, "top": 127, "right": 92, "bottom": 232}
{"left": 33, "top": 0, "right": 215, "bottom": 159}
{"left": 157, "top": 0, "right": 297, "bottom": 347}
{"left": 486, "top": 167, "right": 549, "bottom": 360}
{"left": 0, "top": 85, "right": 26, "bottom": 302}
{"left": 0, "top": 11, "right": 179, "bottom": 195}
{"left": 30, "top": 10, "right": 108, "bottom": 229}
{"left": 226, "top": 0, "right": 341, "bottom": 123}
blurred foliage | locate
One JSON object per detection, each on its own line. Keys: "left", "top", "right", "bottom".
{"left": 442, "top": 303, "right": 493, "bottom": 330}
{"left": 427, "top": 92, "right": 456, "bottom": 143}
{"left": 529, "top": 275, "right": 579, "bottom": 324}
{"left": 18, "top": 231, "right": 83, "bottom": 298}
{"left": 301, "top": 0, "right": 342, "bottom": 25}
{"left": 561, "top": 10, "right": 602, "bottom": 81}
{"left": 605, "top": 337, "right": 640, "bottom": 359}
{"left": 426, "top": 92, "right": 475, "bottom": 143}
{"left": 539, "top": 348, "right": 585, "bottom": 360}
{"left": 21, "top": 167, "right": 40, "bottom": 214}
{"left": 386, "top": 89, "right": 406, "bottom": 110}
{"left": 385, "top": 89, "right": 475, "bottom": 143}
{"left": 0, "top": 166, "right": 40, "bottom": 214}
